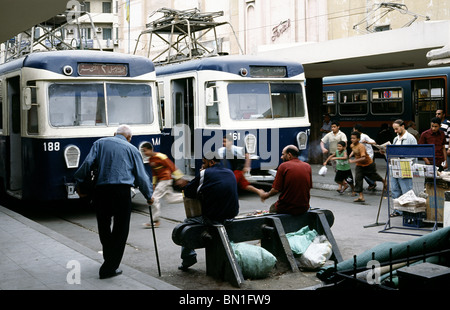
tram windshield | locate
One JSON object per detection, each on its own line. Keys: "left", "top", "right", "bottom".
{"left": 48, "top": 83, "right": 153, "bottom": 127}
{"left": 227, "top": 83, "right": 305, "bottom": 120}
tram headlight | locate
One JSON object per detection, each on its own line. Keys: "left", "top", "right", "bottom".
{"left": 244, "top": 134, "right": 257, "bottom": 154}
{"left": 296, "top": 131, "right": 308, "bottom": 150}
{"left": 63, "top": 65, "right": 73, "bottom": 76}
{"left": 64, "top": 145, "right": 81, "bottom": 168}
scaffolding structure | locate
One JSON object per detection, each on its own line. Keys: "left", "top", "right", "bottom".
{"left": 134, "top": 7, "right": 243, "bottom": 65}
{"left": 353, "top": 2, "right": 430, "bottom": 34}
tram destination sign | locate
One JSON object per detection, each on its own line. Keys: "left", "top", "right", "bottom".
{"left": 78, "top": 63, "right": 128, "bottom": 77}
{"left": 249, "top": 66, "right": 287, "bottom": 78}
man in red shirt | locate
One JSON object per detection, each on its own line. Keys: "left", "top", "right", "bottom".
{"left": 419, "top": 117, "right": 448, "bottom": 170}
{"left": 261, "top": 145, "right": 312, "bottom": 215}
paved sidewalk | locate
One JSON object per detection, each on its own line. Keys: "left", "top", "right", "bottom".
{"left": 0, "top": 205, "right": 178, "bottom": 290}
{"left": 0, "top": 157, "right": 388, "bottom": 291}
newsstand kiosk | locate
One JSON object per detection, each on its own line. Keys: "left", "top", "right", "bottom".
{"left": 380, "top": 144, "right": 439, "bottom": 236}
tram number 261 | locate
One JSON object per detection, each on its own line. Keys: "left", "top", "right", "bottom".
{"left": 43, "top": 142, "right": 61, "bottom": 152}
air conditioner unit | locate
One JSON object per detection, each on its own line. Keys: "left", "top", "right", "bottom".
{"left": 113, "top": 40, "right": 119, "bottom": 45}
{"left": 96, "top": 27, "right": 102, "bottom": 33}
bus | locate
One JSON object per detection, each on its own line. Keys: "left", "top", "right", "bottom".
{"left": 156, "top": 55, "right": 310, "bottom": 181}
{"left": 322, "top": 66, "right": 450, "bottom": 142}
{"left": 0, "top": 50, "right": 161, "bottom": 202}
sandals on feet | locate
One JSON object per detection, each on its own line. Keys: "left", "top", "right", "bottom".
{"left": 354, "top": 198, "right": 365, "bottom": 202}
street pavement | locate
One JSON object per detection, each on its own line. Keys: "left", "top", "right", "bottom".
{"left": 0, "top": 158, "right": 436, "bottom": 293}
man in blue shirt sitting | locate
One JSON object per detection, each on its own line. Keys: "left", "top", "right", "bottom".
{"left": 178, "top": 152, "right": 240, "bottom": 271}
{"left": 75, "top": 125, "right": 153, "bottom": 279}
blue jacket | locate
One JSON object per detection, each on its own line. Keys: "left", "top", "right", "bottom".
{"left": 74, "top": 135, "right": 153, "bottom": 200}
{"left": 184, "top": 164, "right": 239, "bottom": 223}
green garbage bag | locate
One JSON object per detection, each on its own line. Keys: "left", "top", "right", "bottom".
{"left": 231, "top": 242, "right": 277, "bottom": 279}
{"left": 286, "top": 226, "right": 318, "bottom": 255}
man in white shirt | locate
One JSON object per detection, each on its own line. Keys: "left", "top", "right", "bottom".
{"left": 320, "top": 121, "right": 348, "bottom": 157}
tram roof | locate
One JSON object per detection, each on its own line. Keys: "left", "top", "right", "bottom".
{"left": 323, "top": 65, "right": 450, "bottom": 85}
{"left": 0, "top": 50, "right": 155, "bottom": 77}
{"left": 155, "top": 55, "right": 304, "bottom": 78}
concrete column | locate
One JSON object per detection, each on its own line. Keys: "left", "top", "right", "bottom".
{"left": 305, "top": 77, "right": 323, "bottom": 164}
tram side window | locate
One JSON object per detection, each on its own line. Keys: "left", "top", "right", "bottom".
{"left": 322, "top": 91, "right": 336, "bottom": 116}
{"left": 339, "top": 90, "right": 368, "bottom": 115}
{"left": 106, "top": 84, "right": 153, "bottom": 125}
{"left": 206, "top": 82, "right": 220, "bottom": 125}
{"left": 371, "top": 88, "right": 403, "bottom": 115}
{"left": 27, "top": 83, "right": 38, "bottom": 134}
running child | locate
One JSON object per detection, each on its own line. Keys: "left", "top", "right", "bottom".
{"left": 323, "top": 141, "right": 355, "bottom": 195}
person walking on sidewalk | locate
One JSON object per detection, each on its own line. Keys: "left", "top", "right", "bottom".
{"left": 349, "top": 131, "right": 386, "bottom": 203}
{"left": 323, "top": 141, "right": 355, "bottom": 196}
{"left": 75, "top": 125, "right": 154, "bottom": 279}
{"left": 141, "top": 142, "right": 188, "bottom": 228}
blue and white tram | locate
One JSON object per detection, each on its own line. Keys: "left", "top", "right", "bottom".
{"left": 0, "top": 50, "right": 160, "bottom": 201}
{"left": 156, "top": 56, "right": 310, "bottom": 180}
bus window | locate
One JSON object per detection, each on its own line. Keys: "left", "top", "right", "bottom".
{"left": 106, "top": 84, "right": 153, "bottom": 125}
{"left": 322, "top": 91, "right": 336, "bottom": 116}
{"left": 371, "top": 87, "right": 403, "bottom": 115}
{"left": 339, "top": 89, "right": 368, "bottom": 115}
{"left": 415, "top": 79, "right": 445, "bottom": 112}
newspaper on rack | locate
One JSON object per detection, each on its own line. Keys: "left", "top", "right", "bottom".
{"left": 393, "top": 190, "right": 426, "bottom": 213}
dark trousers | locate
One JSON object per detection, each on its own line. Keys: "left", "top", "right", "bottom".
{"left": 354, "top": 162, "right": 384, "bottom": 193}
{"left": 93, "top": 185, "right": 132, "bottom": 276}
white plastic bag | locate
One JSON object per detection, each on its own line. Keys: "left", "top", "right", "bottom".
{"left": 318, "top": 166, "right": 328, "bottom": 176}
{"left": 297, "top": 236, "right": 332, "bottom": 270}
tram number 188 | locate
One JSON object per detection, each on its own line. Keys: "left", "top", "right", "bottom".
{"left": 43, "top": 142, "right": 61, "bottom": 152}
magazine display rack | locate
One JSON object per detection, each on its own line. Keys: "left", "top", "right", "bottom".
{"left": 380, "top": 144, "right": 439, "bottom": 236}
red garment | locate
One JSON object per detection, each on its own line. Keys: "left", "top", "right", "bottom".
{"left": 272, "top": 158, "right": 312, "bottom": 215}
{"left": 418, "top": 129, "right": 446, "bottom": 165}
{"left": 149, "top": 152, "right": 182, "bottom": 184}
{"left": 233, "top": 170, "right": 250, "bottom": 190}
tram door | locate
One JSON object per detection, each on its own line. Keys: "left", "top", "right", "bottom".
{"left": 171, "top": 78, "right": 195, "bottom": 175}
{"left": 412, "top": 78, "right": 445, "bottom": 134}
{"left": 7, "top": 77, "right": 22, "bottom": 193}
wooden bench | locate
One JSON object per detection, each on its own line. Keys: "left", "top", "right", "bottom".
{"left": 171, "top": 208, "right": 343, "bottom": 287}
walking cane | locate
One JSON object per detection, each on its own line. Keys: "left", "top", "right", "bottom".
{"left": 148, "top": 203, "right": 162, "bottom": 277}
